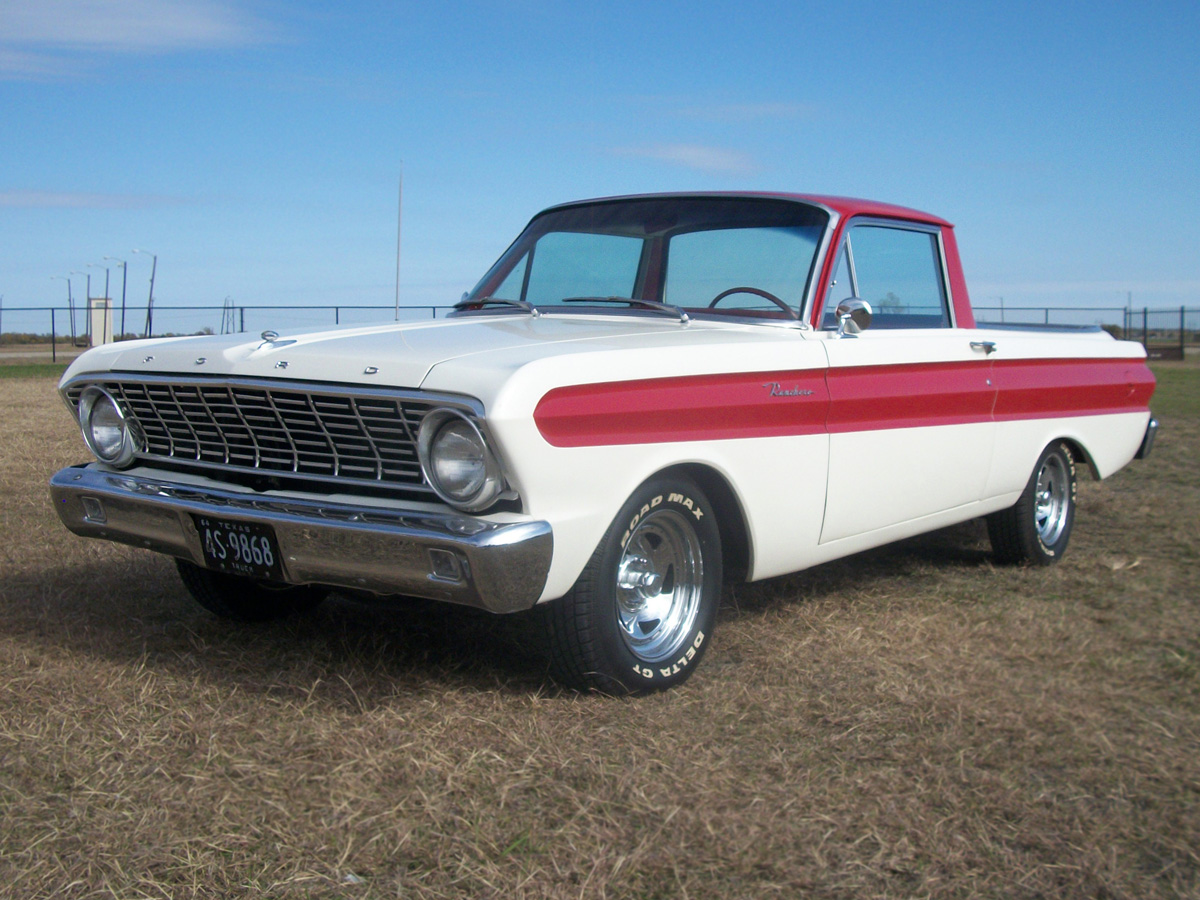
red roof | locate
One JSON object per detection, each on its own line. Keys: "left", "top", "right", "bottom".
{"left": 546, "top": 191, "right": 952, "bottom": 228}
{"left": 787, "top": 193, "right": 952, "bottom": 227}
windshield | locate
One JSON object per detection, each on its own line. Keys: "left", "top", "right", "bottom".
{"left": 464, "top": 196, "right": 829, "bottom": 319}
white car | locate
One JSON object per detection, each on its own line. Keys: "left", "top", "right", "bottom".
{"left": 51, "top": 193, "right": 1158, "bottom": 693}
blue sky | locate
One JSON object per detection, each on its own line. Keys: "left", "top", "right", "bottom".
{"left": 1, "top": 0, "right": 1197, "bottom": 334}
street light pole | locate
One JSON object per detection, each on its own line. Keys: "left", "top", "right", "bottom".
{"left": 132, "top": 249, "right": 157, "bottom": 338}
{"left": 76, "top": 270, "right": 92, "bottom": 344}
{"left": 105, "top": 256, "right": 128, "bottom": 339}
{"left": 54, "top": 274, "right": 78, "bottom": 346}
{"left": 67, "top": 271, "right": 82, "bottom": 344}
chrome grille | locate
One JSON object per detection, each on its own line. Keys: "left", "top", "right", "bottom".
{"left": 66, "top": 377, "right": 446, "bottom": 491}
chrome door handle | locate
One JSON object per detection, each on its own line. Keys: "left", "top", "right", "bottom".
{"left": 970, "top": 341, "right": 997, "bottom": 355}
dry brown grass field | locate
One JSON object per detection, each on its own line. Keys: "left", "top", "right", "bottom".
{"left": 2, "top": 363, "right": 1197, "bottom": 899}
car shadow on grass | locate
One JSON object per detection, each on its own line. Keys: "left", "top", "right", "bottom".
{"left": 5, "top": 554, "right": 558, "bottom": 705}
{"left": 719, "top": 518, "right": 995, "bottom": 620}
{"left": 10, "top": 518, "right": 994, "bottom": 701}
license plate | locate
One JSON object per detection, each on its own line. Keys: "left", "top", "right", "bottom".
{"left": 192, "top": 515, "right": 284, "bottom": 581}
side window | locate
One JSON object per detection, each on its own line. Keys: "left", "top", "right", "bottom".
{"left": 492, "top": 252, "right": 528, "bottom": 300}
{"left": 823, "top": 224, "right": 950, "bottom": 329}
{"left": 820, "top": 245, "right": 855, "bottom": 328}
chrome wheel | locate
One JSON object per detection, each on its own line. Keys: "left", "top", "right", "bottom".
{"left": 1034, "top": 452, "right": 1070, "bottom": 546}
{"left": 542, "top": 476, "right": 721, "bottom": 693}
{"left": 987, "top": 440, "right": 1077, "bottom": 566}
{"left": 615, "top": 508, "right": 703, "bottom": 664}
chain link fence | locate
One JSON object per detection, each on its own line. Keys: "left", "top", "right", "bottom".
{"left": 2, "top": 301, "right": 1197, "bottom": 362}
{"left": 1119, "top": 307, "right": 1198, "bottom": 360}
{"left": 0, "top": 303, "right": 454, "bottom": 362}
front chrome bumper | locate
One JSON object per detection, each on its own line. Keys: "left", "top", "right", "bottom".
{"left": 49, "top": 464, "right": 553, "bottom": 614}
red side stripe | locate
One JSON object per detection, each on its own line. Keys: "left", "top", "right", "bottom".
{"left": 992, "top": 358, "right": 1156, "bottom": 420}
{"left": 532, "top": 357, "right": 1154, "bottom": 448}
{"left": 825, "top": 361, "right": 996, "bottom": 434}
{"left": 534, "top": 371, "right": 829, "bottom": 448}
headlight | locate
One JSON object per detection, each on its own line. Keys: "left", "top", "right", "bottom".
{"left": 78, "top": 386, "right": 139, "bottom": 467}
{"left": 418, "top": 409, "right": 506, "bottom": 511}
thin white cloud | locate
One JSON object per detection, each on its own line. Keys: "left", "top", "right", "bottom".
{"left": 0, "top": 46, "right": 71, "bottom": 78}
{"left": 0, "top": 0, "right": 273, "bottom": 78}
{"left": 611, "top": 143, "right": 760, "bottom": 176}
{"left": 0, "top": 190, "right": 186, "bottom": 209}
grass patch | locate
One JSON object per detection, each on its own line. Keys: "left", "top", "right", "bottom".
{"left": 0, "top": 362, "right": 69, "bottom": 378}
{"left": 1147, "top": 358, "right": 1200, "bottom": 419}
{"left": 0, "top": 364, "right": 1197, "bottom": 899}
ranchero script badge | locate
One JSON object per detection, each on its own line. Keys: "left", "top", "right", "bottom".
{"left": 763, "top": 381, "right": 814, "bottom": 397}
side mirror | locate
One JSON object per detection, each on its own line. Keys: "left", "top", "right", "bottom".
{"left": 835, "top": 298, "right": 873, "bottom": 337}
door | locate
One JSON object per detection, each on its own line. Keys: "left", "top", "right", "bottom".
{"left": 817, "top": 221, "right": 997, "bottom": 543}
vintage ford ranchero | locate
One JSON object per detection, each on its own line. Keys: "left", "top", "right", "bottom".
{"left": 51, "top": 193, "right": 1158, "bottom": 692}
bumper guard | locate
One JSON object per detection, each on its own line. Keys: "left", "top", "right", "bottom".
{"left": 1135, "top": 415, "right": 1159, "bottom": 460}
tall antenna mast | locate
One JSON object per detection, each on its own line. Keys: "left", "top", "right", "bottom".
{"left": 394, "top": 165, "right": 403, "bottom": 322}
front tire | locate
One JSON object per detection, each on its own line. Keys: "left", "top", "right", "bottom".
{"left": 175, "top": 559, "right": 328, "bottom": 622}
{"left": 543, "top": 476, "right": 723, "bottom": 694}
{"left": 987, "top": 441, "right": 1077, "bottom": 565}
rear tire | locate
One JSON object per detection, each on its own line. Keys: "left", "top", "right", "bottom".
{"left": 175, "top": 559, "right": 327, "bottom": 622}
{"left": 987, "top": 441, "right": 1077, "bottom": 565}
{"left": 542, "top": 475, "right": 722, "bottom": 694}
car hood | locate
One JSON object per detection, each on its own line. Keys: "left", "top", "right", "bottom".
{"left": 61, "top": 312, "right": 788, "bottom": 389}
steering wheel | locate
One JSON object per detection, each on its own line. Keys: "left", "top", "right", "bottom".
{"left": 707, "top": 286, "right": 796, "bottom": 318}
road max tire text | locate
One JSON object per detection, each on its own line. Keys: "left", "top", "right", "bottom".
{"left": 620, "top": 491, "right": 705, "bottom": 548}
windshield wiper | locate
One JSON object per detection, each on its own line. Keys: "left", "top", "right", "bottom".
{"left": 453, "top": 295, "right": 540, "bottom": 316}
{"left": 561, "top": 296, "right": 690, "bottom": 324}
